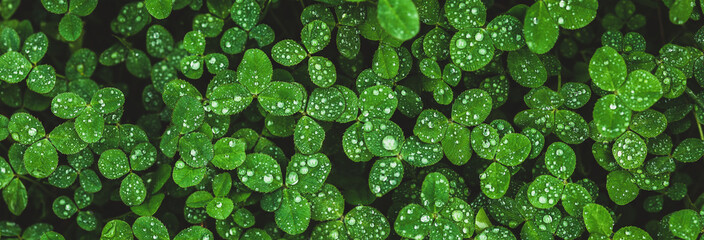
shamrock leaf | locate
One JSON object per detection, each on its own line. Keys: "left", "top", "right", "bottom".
{"left": 524, "top": 2, "right": 558, "bottom": 54}
{"left": 377, "top": 0, "right": 420, "bottom": 41}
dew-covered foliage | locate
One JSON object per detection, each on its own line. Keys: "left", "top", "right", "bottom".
{"left": 3, "top": 0, "right": 704, "bottom": 239}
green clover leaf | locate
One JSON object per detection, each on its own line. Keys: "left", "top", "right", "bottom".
{"left": 377, "top": 0, "right": 420, "bottom": 41}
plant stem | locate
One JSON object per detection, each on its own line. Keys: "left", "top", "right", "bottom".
{"left": 656, "top": 6, "right": 666, "bottom": 45}
{"left": 696, "top": 112, "right": 704, "bottom": 141}
{"left": 557, "top": 74, "right": 562, "bottom": 91}
{"left": 685, "top": 194, "right": 697, "bottom": 210}
{"left": 686, "top": 87, "right": 704, "bottom": 140}
{"left": 113, "top": 35, "right": 133, "bottom": 50}
{"left": 269, "top": 12, "right": 291, "bottom": 38}
{"left": 262, "top": 0, "right": 272, "bottom": 16}
{"left": 17, "top": 174, "right": 53, "bottom": 195}
{"left": 107, "top": 211, "right": 134, "bottom": 221}
{"left": 686, "top": 87, "right": 704, "bottom": 110}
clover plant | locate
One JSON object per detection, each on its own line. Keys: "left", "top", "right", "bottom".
{"left": 2, "top": 0, "right": 704, "bottom": 239}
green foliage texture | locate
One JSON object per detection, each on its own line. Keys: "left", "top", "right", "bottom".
{"left": 2, "top": 0, "right": 704, "bottom": 239}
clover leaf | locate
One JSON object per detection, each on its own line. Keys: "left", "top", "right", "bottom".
{"left": 449, "top": 28, "right": 494, "bottom": 71}
{"left": 394, "top": 204, "right": 431, "bottom": 238}
{"left": 495, "top": 133, "right": 531, "bottom": 166}
{"left": 275, "top": 189, "right": 311, "bottom": 235}
{"left": 301, "top": 20, "right": 331, "bottom": 54}
{"left": 583, "top": 203, "right": 613, "bottom": 236}
{"left": 98, "top": 149, "right": 129, "bottom": 180}
{"left": 377, "top": 0, "right": 419, "bottom": 41}
{"left": 132, "top": 216, "right": 169, "bottom": 240}
{"left": 286, "top": 153, "right": 331, "bottom": 194}
{"left": 8, "top": 112, "right": 46, "bottom": 145}
{"left": 545, "top": 142, "right": 576, "bottom": 179}
{"left": 237, "top": 153, "right": 282, "bottom": 193}
{"left": 524, "top": 2, "right": 558, "bottom": 54}
{"left": 480, "top": 162, "right": 510, "bottom": 199}
{"left": 0, "top": 51, "right": 32, "bottom": 83}
{"left": 120, "top": 173, "right": 146, "bottom": 206}
{"left": 230, "top": 0, "right": 259, "bottom": 31}
{"left": 606, "top": 170, "right": 639, "bottom": 205}
{"left": 345, "top": 206, "right": 390, "bottom": 239}
{"left": 271, "top": 40, "right": 307, "bottom": 66}
{"left": 258, "top": 81, "right": 305, "bottom": 116}
{"left": 527, "top": 175, "right": 564, "bottom": 209}
{"left": 24, "top": 139, "right": 58, "bottom": 179}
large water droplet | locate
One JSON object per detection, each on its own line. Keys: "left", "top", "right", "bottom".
{"left": 382, "top": 136, "right": 397, "bottom": 150}
{"left": 456, "top": 39, "right": 467, "bottom": 49}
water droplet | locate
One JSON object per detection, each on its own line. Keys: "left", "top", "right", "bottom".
{"left": 451, "top": 210, "right": 463, "bottom": 221}
{"left": 263, "top": 174, "right": 273, "bottom": 184}
{"left": 456, "top": 39, "right": 467, "bottom": 49}
{"left": 475, "top": 32, "right": 484, "bottom": 41}
{"left": 307, "top": 158, "right": 318, "bottom": 168}
{"left": 382, "top": 136, "right": 397, "bottom": 150}
{"left": 543, "top": 215, "right": 552, "bottom": 223}
{"left": 287, "top": 172, "right": 299, "bottom": 185}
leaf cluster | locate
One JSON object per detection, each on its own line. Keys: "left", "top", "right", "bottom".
{"left": 1, "top": 0, "right": 704, "bottom": 239}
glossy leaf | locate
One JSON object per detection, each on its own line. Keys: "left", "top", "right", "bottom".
{"left": 24, "top": 139, "right": 58, "bottom": 179}
{"left": 495, "top": 133, "right": 531, "bottom": 166}
{"left": 545, "top": 142, "right": 576, "bottom": 179}
{"left": 508, "top": 47, "right": 547, "bottom": 88}
{"left": 0, "top": 51, "right": 32, "bottom": 83}
{"left": 98, "top": 149, "right": 129, "bottom": 180}
{"left": 238, "top": 49, "right": 272, "bottom": 94}
{"left": 524, "top": 2, "right": 558, "bottom": 54}
{"left": 345, "top": 206, "right": 390, "bottom": 239}
{"left": 669, "top": 209, "right": 703, "bottom": 240}
{"left": 271, "top": 40, "right": 307, "bottom": 66}
{"left": 545, "top": 0, "right": 598, "bottom": 29}
{"left": 606, "top": 170, "right": 639, "bottom": 205}
{"left": 449, "top": 28, "right": 494, "bottom": 71}
{"left": 301, "top": 20, "right": 331, "bottom": 54}
{"left": 132, "top": 217, "right": 169, "bottom": 240}
{"left": 617, "top": 69, "right": 661, "bottom": 111}
{"left": 145, "top": 0, "right": 171, "bottom": 19}
{"left": 593, "top": 95, "right": 631, "bottom": 140}
{"left": 589, "top": 46, "right": 627, "bottom": 91}
{"left": 582, "top": 203, "right": 613, "bottom": 236}
{"left": 480, "top": 162, "right": 510, "bottom": 199}
{"left": 286, "top": 153, "right": 331, "bottom": 194}
{"left": 275, "top": 189, "right": 311, "bottom": 235}
{"left": 527, "top": 175, "right": 563, "bottom": 209}
{"left": 377, "top": 0, "right": 420, "bottom": 41}
{"left": 237, "top": 153, "right": 283, "bottom": 193}
{"left": 453, "top": 89, "right": 492, "bottom": 127}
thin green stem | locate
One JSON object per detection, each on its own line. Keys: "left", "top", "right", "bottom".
{"left": 686, "top": 87, "right": 704, "bottom": 140}
{"left": 262, "top": 0, "right": 272, "bottom": 16}
{"left": 113, "top": 35, "right": 133, "bottom": 50}
{"left": 685, "top": 194, "right": 697, "bottom": 210}
{"left": 696, "top": 113, "right": 704, "bottom": 141}
{"left": 656, "top": 5, "right": 666, "bottom": 45}
{"left": 107, "top": 211, "right": 134, "bottom": 221}
{"left": 269, "top": 12, "right": 291, "bottom": 37}
{"left": 557, "top": 74, "right": 562, "bottom": 91}
{"left": 17, "top": 174, "right": 53, "bottom": 195}
{"left": 686, "top": 87, "right": 704, "bottom": 110}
